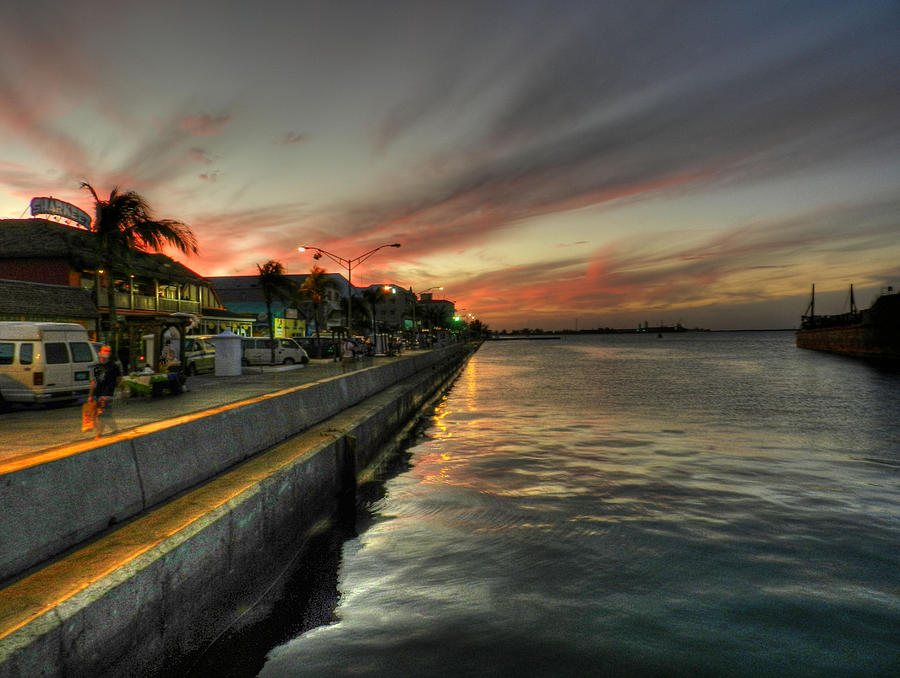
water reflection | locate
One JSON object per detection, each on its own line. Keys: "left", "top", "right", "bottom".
{"left": 191, "top": 334, "right": 900, "bottom": 677}
{"left": 182, "top": 425, "right": 422, "bottom": 677}
{"left": 183, "top": 525, "right": 347, "bottom": 677}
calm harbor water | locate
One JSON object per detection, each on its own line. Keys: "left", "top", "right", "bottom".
{"left": 190, "top": 332, "right": 900, "bottom": 677}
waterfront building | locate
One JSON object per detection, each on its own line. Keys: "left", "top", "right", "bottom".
{"left": 361, "top": 284, "right": 416, "bottom": 335}
{"left": 0, "top": 217, "right": 246, "bottom": 370}
{"left": 208, "top": 273, "right": 347, "bottom": 337}
{"left": 0, "top": 278, "right": 98, "bottom": 325}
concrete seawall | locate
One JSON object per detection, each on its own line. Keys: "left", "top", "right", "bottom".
{"left": 0, "top": 343, "right": 474, "bottom": 677}
{"left": 1, "top": 345, "right": 470, "bottom": 584}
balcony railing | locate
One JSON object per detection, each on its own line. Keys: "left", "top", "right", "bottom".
{"left": 96, "top": 291, "right": 201, "bottom": 314}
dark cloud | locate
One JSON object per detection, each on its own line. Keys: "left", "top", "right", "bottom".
{"left": 278, "top": 132, "right": 308, "bottom": 146}
{"left": 343, "top": 1, "right": 900, "bottom": 261}
{"left": 189, "top": 148, "right": 214, "bottom": 165}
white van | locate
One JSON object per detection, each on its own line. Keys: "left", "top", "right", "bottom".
{"left": 241, "top": 337, "right": 309, "bottom": 366}
{"left": 0, "top": 322, "right": 97, "bottom": 404}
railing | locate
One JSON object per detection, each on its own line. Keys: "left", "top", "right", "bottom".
{"left": 97, "top": 291, "right": 201, "bottom": 314}
{"left": 158, "top": 298, "right": 200, "bottom": 313}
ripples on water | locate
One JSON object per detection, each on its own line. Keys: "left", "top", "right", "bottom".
{"left": 203, "top": 333, "right": 900, "bottom": 677}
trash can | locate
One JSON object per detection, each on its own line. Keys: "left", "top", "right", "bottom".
{"left": 210, "top": 330, "right": 242, "bottom": 377}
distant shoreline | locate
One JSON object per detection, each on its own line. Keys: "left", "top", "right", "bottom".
{"left": 493, "top": 328, "right": 796, "bottom": 338}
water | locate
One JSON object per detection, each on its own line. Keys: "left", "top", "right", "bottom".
{"left": 192, "top": 333, "right": 900, "bottom": 677}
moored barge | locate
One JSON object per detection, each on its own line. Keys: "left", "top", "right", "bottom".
{"left": 796, "top": 284, "right": 900, "bottom": 360}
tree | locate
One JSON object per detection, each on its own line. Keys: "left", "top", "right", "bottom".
{"left": 419, "top": 304, "right": 447, "bottom": 332}
{"left": 468, "top": 319, "right": 490, "bottom": 341}
{"left": 81, "top": 182, "right": 198, "bottom": 352}
{"left": 257, "top": 260, "right": 290, "bottom": 363}
{"left": 298, "top": 265, "right": 335, "bottom": 357}
{"left": 361, "top": 286, "right": 391, "bottom": 345}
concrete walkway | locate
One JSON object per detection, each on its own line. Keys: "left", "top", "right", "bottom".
{"left": 0, "top": 355, "right": 408, "bottom": 464}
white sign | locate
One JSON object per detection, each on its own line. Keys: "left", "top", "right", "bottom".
{"left": 30, "top": 197, "right": 92, "bottom": 229}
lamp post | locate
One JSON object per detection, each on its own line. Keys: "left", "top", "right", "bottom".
{"left": 374, "top": 285, "right": 396, "bottom": 350}
{"left": 298, "top": 243, "right": 401, "bottom": 338}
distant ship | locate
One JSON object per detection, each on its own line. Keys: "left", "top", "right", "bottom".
{"left": 796, "top": 284, "right": 900, "bottom": 360}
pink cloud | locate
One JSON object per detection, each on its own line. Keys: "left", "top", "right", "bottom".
{"left": 178, "top": 114, "right": 232, "bottom": 136}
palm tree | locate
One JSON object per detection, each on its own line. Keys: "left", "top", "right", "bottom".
{"left": 81, "top": 182, "right": 198, "bottom": 351}
{"left": 299, "top": 265, "right": 335, "bottom": 357}
{"left": 361, "top": 286, "right": 390, "bottom": 344}
{"left": 419, "top": 304, "right": 445, "bottom": 332}
{"left": 257, "top": 260, "right": 290, "bottom": 363}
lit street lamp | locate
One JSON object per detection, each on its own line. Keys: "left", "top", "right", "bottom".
{"left": 298, "top": 243, "right": 401, "bottom": 337}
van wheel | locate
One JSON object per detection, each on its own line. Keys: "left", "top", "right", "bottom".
{"left": 283, "top": 357, "right": 295, "bottom": 365}
{"left": 187, "top": 363, "right": 197, "bottom": 376}
{"left": 301, "top": 356, "right": 309, "bottom": 364}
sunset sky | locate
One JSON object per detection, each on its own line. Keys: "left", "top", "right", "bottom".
{"left": 1, "top": 1, "right": 898, "bottom": 330}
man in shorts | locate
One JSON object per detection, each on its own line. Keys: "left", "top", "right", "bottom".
{"left": 90, "top": 345, "right": 122, "bottom": 439}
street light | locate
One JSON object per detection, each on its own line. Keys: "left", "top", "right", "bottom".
{"left": 298, "top": 243, "right": 401, "bottom": 337}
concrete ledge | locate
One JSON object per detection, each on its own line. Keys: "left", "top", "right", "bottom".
{"left": 0, "top": 441, "right": 144, "bottom": 583}
{"left": 0, "top": 344, "right": 471, "bottom": 585}
{"left": 0, "top": 342, "right": 472, "bottom": 677}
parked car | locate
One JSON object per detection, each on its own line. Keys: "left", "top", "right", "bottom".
{"left": 241, "top": 338, "right": 309, "bottom": 365}
{"left": 183, "top": 336, "right": 216, "bottom": 375}
{"left": 0, "top": 322, "right": 97, "bottom": 405}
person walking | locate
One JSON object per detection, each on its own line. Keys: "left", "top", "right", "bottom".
{"left": 341, "top": 337, "right": 356, "bottom": 371}
{"left": 89, "top": 345, "right": 122, "bottom": 439}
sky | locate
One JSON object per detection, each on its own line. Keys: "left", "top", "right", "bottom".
{"left": 1, "top": 0, "right": 898, "bottom": 331}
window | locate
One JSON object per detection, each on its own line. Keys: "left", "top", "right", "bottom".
{"left": 0, "top": 343, "right": 13, "bottom": 365}
{"left": 70, "top": 342, "right": 94, "bottom": 363}
{"left": 45, "top": 343, "right": 70, "bottom": 364}
{"left": 20, "top": 343, "right": 33, "bottom": 365}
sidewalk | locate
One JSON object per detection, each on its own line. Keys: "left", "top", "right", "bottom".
{"left": 0, "top": 355, "right": 407, "bottom": 463}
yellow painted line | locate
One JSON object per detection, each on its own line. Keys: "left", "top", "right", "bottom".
{"left": 0, "top": 422, "right": 343, "bottom": 644}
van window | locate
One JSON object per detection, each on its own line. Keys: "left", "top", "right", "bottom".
{"left": 20, "top": 343, "right": 33, "bottom": 365}
{"left": 45, "top": 342, "right": 70, "bottom": 364}
{"left": 279, "top": 339, "right": 294, "bottom": 348}
{"left": 70, "top": 342, "right": 94, "bottom": 363}
{"left": 0, "top": 343, "right": 12, "bottom": 365}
